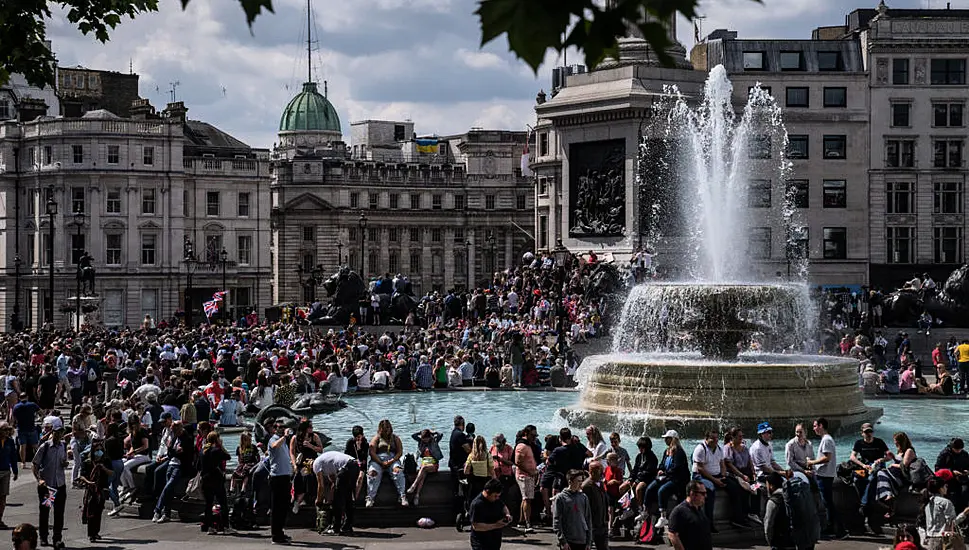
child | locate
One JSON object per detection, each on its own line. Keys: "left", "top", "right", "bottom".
{"left": 604, "top": 452, "right": 624, "bottom": 533}
{"left": 78, "top": 440, "right": 112, "bottom": 542}
{"left": 231, "top": 431, "right": 260, "bottom": 495}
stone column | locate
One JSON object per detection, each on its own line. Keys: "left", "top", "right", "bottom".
{"left": 444, "top": 228, "right": 455, "bottom": 289}
{"left": 504, "top": 230, "right": 513, "bottom": 271}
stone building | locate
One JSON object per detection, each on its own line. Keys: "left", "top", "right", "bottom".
{"left": 270, "top": 81, "right": 533, "bottom": 303}
{"left": 57, "top": 66, "right": 140, "bottom": 118}
{"left": 693, "top": 32, "right": 871, "bottom": 286}
{"left": 0, "top": 99, "right": 271, "bottom": 330}
{"left": 849, "top": 4, "right": 969, "bottom": 288}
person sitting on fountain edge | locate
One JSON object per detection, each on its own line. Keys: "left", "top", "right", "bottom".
{"left": 750, "top": 422, "right": 788, "bottom": 484}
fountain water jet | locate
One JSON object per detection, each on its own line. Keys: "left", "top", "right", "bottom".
{"left": 562, "top": 66, "right": 881, "bottom": 436}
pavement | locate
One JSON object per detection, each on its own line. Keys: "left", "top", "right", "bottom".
{"left": 0, "top": 470, "right": 896, "bottom": 550}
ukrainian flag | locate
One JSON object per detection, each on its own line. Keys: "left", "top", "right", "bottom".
{"left": 416, "top": 138, "right": 439, "bottom": 154}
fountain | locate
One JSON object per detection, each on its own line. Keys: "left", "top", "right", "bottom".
{"left": 562, "top": 66, "right": 881, "bottom": 436}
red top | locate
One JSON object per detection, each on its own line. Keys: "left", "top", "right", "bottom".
{"left": 604, "top": 464, "right": 623, "bottom": 497}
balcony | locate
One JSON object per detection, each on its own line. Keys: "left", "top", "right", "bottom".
{"left": 183, "top": 157, "right": 265, "bottom": 177}
{"left": 22, "top": 119, "right": 175, "bottom": 138}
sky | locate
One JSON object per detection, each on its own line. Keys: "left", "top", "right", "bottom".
{"left": 44, "top": 0, "right": 969, "bottom": 149}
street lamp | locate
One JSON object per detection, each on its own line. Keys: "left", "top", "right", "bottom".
{"left": 220, "top": 247, "right": 228, "bottom": 323}
{"left": 486, "top": 231, "right": 496, "bottom": 279}
{"left": 72, "top": 213, "right": 85, "bottom": 331}
{"left": 45, "top": 187, "right": 57, "bottom": 325}
{"left": 12, "top": 254, "right": 22, "bottom": 332}
{"left": 464, "top": 240, "right": 472, "bottom": 290}
{"left": 358, "top": 213, "right": 368, "bottom": 278}
{"left": 552, "top": 239, "right": 571, "bottom": 354}
{"left": 183, "top": 237, "right": 199, "bottom": 326}
{"left": 337, "top": 241, "right": 344, "bottom": 268}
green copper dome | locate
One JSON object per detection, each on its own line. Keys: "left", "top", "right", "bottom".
{"left": 278, "top": 82, "right": 341, "bottom": 133}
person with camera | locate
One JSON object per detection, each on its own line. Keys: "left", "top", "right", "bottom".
{"left": 31, "top": 422, "right": 67, "bottom": 550}
{"left": 469, "top": 478, "right": 513, "bottom": 550}
{"left": 268, "top": 421, "right": 294, "bottom": 544}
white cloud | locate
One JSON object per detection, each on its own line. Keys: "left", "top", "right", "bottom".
{"left": 455, "top": 49, "right": 505, "bottom": 70}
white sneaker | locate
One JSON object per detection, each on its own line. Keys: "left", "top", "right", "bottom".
{"left": 635, "top": 512, "right": 648, "bottom": 523}
{"left": 152, "top": 513, "right": 163, "bottom": 523}
{"left": 654, "top": 516, "right": 668, "bottom": 529}
{"left": 365, "top": 498, "right": 374, "bottom": 508}
{"left": 400, "top": 495, "right": 409, "bottom": 507}
{"left": 292, "top": 500, "right": 301, "bottom": 514}
{"left": 157, "top": 515, "right": 169, "bottom": 524}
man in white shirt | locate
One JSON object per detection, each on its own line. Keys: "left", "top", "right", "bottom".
{"left": 691, "top": 430, "right": 726, "bottom": 526}
{"left": 784, "top": 424, "right": 815, "bottom": 476}
{"left": 506, "top": 290, "right": 519, "bottom": 314}
{"left": 750, "top": 422, "right": 786, "bottom": 481}
{"left": 459, "top": 357, "right": 475, "bottom": 387}
{"left": 354, "top": 361, "right": 371, "bottom": 391}
{"left": 807, "top": 417, "right": 846, "bottom": 538}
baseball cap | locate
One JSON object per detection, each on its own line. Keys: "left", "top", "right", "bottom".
{"left": 661, "top": 429, "right": 679, "bottom": 439}
{"left": 757, "top": 422, "right": 773, "bottom": 434}
{"left": 861, "top": 423, "right": 874, "bottom": 432}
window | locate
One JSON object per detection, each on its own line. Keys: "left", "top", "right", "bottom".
{"left": 934, "top": 139, "right": 964, "bottom": 168}
{"left": 238, "top": 235, "right": 252, "bottom": 265}
{"left": 539, "top": 133, "right": 549, "bottom": 156}
{"left": 389, "top": 228, "right": 399, "bottom": 242}
{"left": 538, "top": 177, "right": 549, "bottom": 196}
{"left": 454, "top": 228, "right": 465, "bottom": 242}
{"left": 823, "top": 87, "right": 846, "bottom": 108}
{"left": 785, "top": 87, "right": 809, "bottom": 108}
{"left": 893, "top": 58, "right": 910, "bottom": 85}
{"left": 204, "top": 235, "right": 223, "bottom": 263}
{"left": 369, "top": 192, "right": 378, "bottom": 209}
{"left": 105, "top": 234, "right": 121, "bottom": 265}
{"left": 389, "top": 193, "right": 399, "bottom": 209}
{"left": 887, "top": 181, "right": 915, "bottom": 214}
{"left": 106, "top": 189, "right": 121, "bottom": 214}
{"left": 394, "top": 124, "right": 406, "bottom": 141}
{"left": 485, "top": 195, "right": 496, "bottom": 210}
{"left": 787, "top": 180, "right": 809, "bottom": 208}
{"left": 431, "top": 228, "right": 442, "bottom": 242}
{"left": 142, "top": 189, "right": 155, "bottom": 214}
{"left": 303, "top": 226, "right": 315, "bottom": 242}
{"left": 743, "top": 51, "right": 766, "bottom": 70}
{"left": 349, "top": 192, "right": 359, "bottom": 208}
{"left": 779, "top": 51, "right": 804, "bottom": 71}
{"left": 367, "top": 228, "right": 377, "bottom": 242}
{"left": 72, "top": 145, "right": 83, "bottom": 164}
{"left": 886, "top": 140, "right": 915, "bottom": 168}
{"left": 71, "top": 187, "right": 85, "bottom": 213}
{"left": 410, "top": 193, "right": 420, "bottom": 209}
{"left": 409, "top": 228, "right": 420, "bottom": 242}
{"left": 70, "top": 233, "right": 85, "bottom": 264}
{"left": 206, "top": 191, "right": 220, "bottom": 216}
{"left": 107, "top": 145, "right": 119, "bottom": 164}
{"left": 539, "top": 215, "right": 548, "bottom": 249}
{"left": 27, "top": 233, "right": 35, "bottom": 265}
{"left": 516, "top": 195, "right": 527, "bottom": 210}
{"left": 41, "top": 233, "right": 50, "bottom": 265}
{"left": 409, "top": 252, "right": 421, "bottom": 273}
{"left": 891, "top": 103, "right": 911, "bottom": 127}
{"left": 887, "top": 226, "right": 916, "bottom": 263}
{"left": 43, "top": 146, "right": 52, "bottom": 165}
{"left": 302, "top": 253, "right": 314, "bottom": 272}
{"left": 27, "top": 148, "right": 34, "bottom": 167}
{"left": 823, "top": 135, "right": 846, "bottom": 159}
{"left": 935, "top": 227, "right": 964, "bottom": 264}
{"left": 455, "top": 194, "right": 466, "bottom": 210}
{"left": 789, "top": 226, "right": 809, "bottom": 259}
{"left": 748, "top": 134, "right": 771, "bottom": 159}
{"left": 931, "top": 59, "right": 967, "bottom": 85}
{"left": 141, "top": 289, "right": 158, "bottom": 323}
{"left": 0, "top": 99, "right": 9, "bottom": 119}
{"left": 748, "top": 227, "right": 771, "bottom": 259}
{"left": 748, "top": 180, "right": 772, "bottom": 208}
{"left": 143, "top": 146, "right": 154, "bottom": 166}
{"left": 432, "top": 194, "right": 442, "bottom": 210}
{"left": 787, "top": 135, "right": 809, "bottom": 159}
{"left": 238, "top": 192, "right": 250, "bottom": 217}
{"left": 818, "top": 51, "right": 843, "bottom": 71}
{"left": 934, "top": 103, "right": 964, "bottom": 127}
{"left": 934, "top": 181, "right": 964, "bottom": 214}
{"left": 822, "top": 228, "right": 847, "bottom": 259}
{"left": 348, "top": 227, "right": 357, "bottom": 242}
{"left": 141, "top": 234, "right": 156, "bottom": 265}
{"left": 389, "top": 251, "right": 399, "bottom": 274}
{"left": 822, "top": 180, "right": 847, "bottom": 208}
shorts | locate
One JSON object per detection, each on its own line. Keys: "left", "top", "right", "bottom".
{"left": 540, "top": 470, "right": 562, "bottom": 490}
{"left": 516, "top": 475, "right": 536, "bottom": 499}
{"left": 17, "top": 430, "right": 39, "bottom": 446}
{"left": 0, "top": 471, "right": 9, "bottom": 496}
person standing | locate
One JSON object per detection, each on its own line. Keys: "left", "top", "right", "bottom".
{"left": 807, "top": 417, "right": 847, "bottom": 539}
{"left": 31, "top": 424, "right": 67, "bottom": 550}
{"left": 582, "top": 462, "right": 610, "bottom": 550}
{"left": 268, "top": 421, "right": 294, "bottom": 544}
{"left": 449, "top": 415, "right": 471, "bottom": 530}
{"left": 553, "top": 469, "right": 592, "bottom": 550}
{"left": 956, "top": 339, "right": 969, "bottom": 395}
{"left": 667, "top": 480, "right": 713, "bottom": 550}
{"left": 200, "top": 431, "right": 233, "bottom": 535}
{"left": 313, "top": 451, "right": 359, "bottom": 536}
{"left": 12, "top": 394, "right": 39, "bottom": 465}
{"left": 0, "top": 422, "right": 18, "bottom": 528}
{"left": 469, "top": 478, "right": 512, "bottom": 550}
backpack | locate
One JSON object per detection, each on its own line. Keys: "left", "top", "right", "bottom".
{"left": 87, "top": 367, "right": 98, "bottom": 382}
{"left": 908, "top": 457, "right": 934, "bottom": 488}
{"left": 315, "top": 505, "right": 331, "bottom": 534}
{"left": 782, "top": 477, "right": 821, "bottom": 549}
{"left": 637, "top": 514, "right": 658, "bottom": 543}
{"left": 403, "top": 454, "right": 418, "bottom": 476}
{"left": 230, "top": 496, "right": 256, "bottom": 530}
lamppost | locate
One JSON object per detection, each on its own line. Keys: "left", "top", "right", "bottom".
{"left": 12, "top": 254, "right": 22, "bottom": 332}
{"left": 45, "top": 187, "right": 57, "bottom": 325}
{"left": 358, "top": 213, "right": 368, "bottom": 278}
{"left": 337, "top": 241, "right": 344, "bottom": 268}
{"left": 71, "top": 213, "right": 85, "bottom": 331}
{"left": 486, "top": 231, "right": 496, "bottom": 279}
{"left": 464, "top": 240, "right": 472, "bottom": 290}
{"left": 183, "top": 237, "right": 199, "bottom": 326}
{"left": 220, "top": 247, "right": 228, "bottom": 323}
{"left": 552, "top": 239, "right": 571, "bottom": 354}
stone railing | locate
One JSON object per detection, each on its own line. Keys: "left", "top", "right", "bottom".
{"left": 183, "top": 157, "right": 264, "bottom": 176}
{"left": 22, "top": 119, "right": 173, "bottom": 138}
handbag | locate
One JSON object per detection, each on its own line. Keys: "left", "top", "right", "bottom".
{"left": 185, "top": 472, "right": 204, "bottom": 501}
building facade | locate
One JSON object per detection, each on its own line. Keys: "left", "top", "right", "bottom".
{"left": 0, "top": 99, "right": 271, "bottom": 330}
{"left": 269, "top": 80, "right": 534, "bottom": 303}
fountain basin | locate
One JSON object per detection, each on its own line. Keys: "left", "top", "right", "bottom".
{"left": 562, "top": 352, "right": 882, "bottom": 437}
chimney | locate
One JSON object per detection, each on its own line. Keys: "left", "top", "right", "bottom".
{"left": 18, "top": 98, "right": 48, "bottom": 122}
{"left": 130, "top": 98, "right": 156, "bottom": 120}
{"left": 163, "top": 101, "right": 188, "bottom": 122}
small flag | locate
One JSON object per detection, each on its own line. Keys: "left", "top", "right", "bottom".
{"left": 521, "top": 133, "right": 533, "bottom": 177}
{"left": 415, "top": 138, "right": 438, "bottom": 154}
{"left": 203, "top": 300, "right": 220, "bottom": 318}
{"left": 212, "top": 290, "right": 228, "bottom": 302}
{"left": 43, "top": 488, "right": 57, "bottom": 507}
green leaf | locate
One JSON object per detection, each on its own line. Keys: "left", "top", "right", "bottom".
{"left": 239, "top": 0, "right": 275, "bottom": 27}
{"left": 476, "top": 0, "right": 572, "bottom": 73}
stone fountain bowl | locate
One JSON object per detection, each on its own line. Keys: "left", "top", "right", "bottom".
{"left": 561, "top": 352, "right": 882, "bottom": 437}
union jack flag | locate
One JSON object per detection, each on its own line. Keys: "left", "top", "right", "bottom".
{"left": 212, "top": 290, "right": 228, "bottom": 302}
{"left": 203, "top": 300, "right": 220, "bottom": 318}
{"left": 42, "top": 487, "right": 57, "bottom": 507}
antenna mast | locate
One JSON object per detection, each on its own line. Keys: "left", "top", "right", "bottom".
{"left": 306, "top": 0, "right": 312, "bottom": 83}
